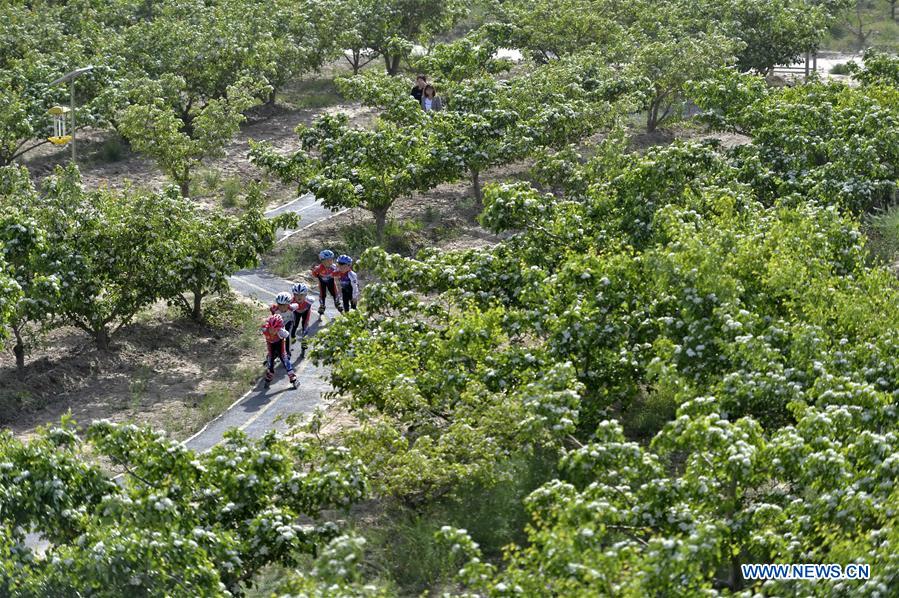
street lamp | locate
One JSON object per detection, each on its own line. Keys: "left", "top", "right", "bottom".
{"left": 48, "top": 66, "right": 95, "bottom": 163}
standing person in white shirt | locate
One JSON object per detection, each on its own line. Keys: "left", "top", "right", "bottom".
{"left": 421, "top": 84, "right": 444, "bottom": 112}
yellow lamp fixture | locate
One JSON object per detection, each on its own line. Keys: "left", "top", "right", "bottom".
{"left": 47, "top": 105, "right": 72, "bottom": 145}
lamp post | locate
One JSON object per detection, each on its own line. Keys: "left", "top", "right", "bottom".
{"left": 48, "top": 66, "right": 95, "bottom": 164}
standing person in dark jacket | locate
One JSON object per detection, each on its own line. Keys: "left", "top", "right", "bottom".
{"left": 411, "top": 75, "right": 427, "bottom": 103}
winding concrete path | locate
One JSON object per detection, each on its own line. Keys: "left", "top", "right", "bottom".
{"left": 185, "top": 193, "right": 344, "bottom": 451}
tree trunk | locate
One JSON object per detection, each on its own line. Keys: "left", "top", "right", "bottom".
{"left": 385, "top": 54, "right": 402, "bottom": 76}
{"left": 471, "top": 169, "right": 481, "bottom": 204}
{"left": 350, "top": 50, "right": 361, "bottom": 75}
{"left": 374, "top": 209, "right": 387, "bottom": 246}
{"left": 179, "top": 178, "right": 190, "bottom": 199}
{"left": 646, "top": 100, "right": 659, "bottom": 133}
{"left": 12, "top": 324, "right": 25, "bottom": 379}
{"left": 267, "top": 87, "right": 277, "bottom": 106}
{"left": 855, "top": 0, "right": 870, "bottom": 49}
{"left": 96, "top": 327, "right": 111, "bottom": 351}
{"left": 727, "top": 476, "right": 742, "bottom": 591}
{"left": 730, "top": 553, "right": 742, "bottom": 591}
{"left": 192, "top": 288, "right": 204, "bottom": 322}
{"left": 892, "top": 0, "right": 896, "bottom": 20}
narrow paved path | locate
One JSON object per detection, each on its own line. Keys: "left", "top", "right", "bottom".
{"left": 185, "top": 193, "right": 343, "bottom": 451}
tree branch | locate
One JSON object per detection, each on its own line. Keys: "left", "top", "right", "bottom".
{"left": 10, "top": 138, "right": 53, "bottom": 163}
{"left": 108, "top": 454, "right": 160, "bottom": 489}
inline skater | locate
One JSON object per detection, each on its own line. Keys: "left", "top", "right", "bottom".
{"left": 311, "top": 249, "right": 342, "bottom": 315}
{"left": 260, "top": 314, "right": 298, "bottom": 389}
{"left": 335, "top": 254, "right": 360, "bottom": 312}
{"left": 269, "top": 292, "right": 298, "bottom": 356}
{"left": 290, "top": 283, "right": 315, "bottom": 360}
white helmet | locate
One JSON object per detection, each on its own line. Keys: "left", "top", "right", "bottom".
{"left": 292, "top": 283, "right": 309, "bottom": 295}
{"left": 275, "top": 292, "right": 292, "bottom": 305}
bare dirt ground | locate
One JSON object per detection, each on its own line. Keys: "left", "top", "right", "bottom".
{"left": 20, "top": 76, "right": 376, "bottom": 212}
{"left": 0, "top": 297, "right": 267, "bottom": 440}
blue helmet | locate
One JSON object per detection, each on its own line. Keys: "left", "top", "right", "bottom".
{"left": 318, "top": 249, "right": 335, "bottom": 260}
{"left": 275, "top": 292, "right": 292, "bottom": 305}
{"left": 292, "top": 283, "right": 309, "bottom": 295}
{"left": 336, "top": 254, "right": 353, "bottom": 265}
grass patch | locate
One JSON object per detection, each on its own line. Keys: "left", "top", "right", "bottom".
{"left": 354, "top": 452, "right": 557, "bottom": 595}
{"left": 202, "top": 168, "right": 222, "bottom": 191}
{"left": 268, "top": 243, "right": 317, "bottom": 279}
{"left": 197, "top": 364, "right": 259, "bottom": 424}
{"left": 279, "top": 77, "right": 343, "bottom": 109}
{"left": 129, "top": 365, "right": 153, "bottom": 409}
{"left": 864, "top": 204, "right": 899, "bottom": 265}
{"left": 190, "top": 168, "right": 221, "bottom": 199}
{"left": 621, "top": 390, "right": 678, "bottom": 440}
{"left": 188, "top": 170, "right": 244, "bottom": 208}
{"left": 203, "top": 292, "right": 264, "bottom": 351}
{"left": 242, "top": 560, "right": 315, "bottom": 598}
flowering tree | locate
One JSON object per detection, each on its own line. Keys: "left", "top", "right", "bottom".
{"left": 690, "top": 69, "right": 899, "bottom": 212}
{"left": 440, "top": 392, "right": 899, "bottom": 594}
{"left": 168, "top": 186, "right": 298, "bottom": 321}
{"left": 325, "top": 0, "right": 469, "bottom": 75}
{"left": 251, "top": 114, "right": 439, "bottom": 245}
{"left": 0, "top": 418, "right": 365, "bottom": 596}
{"left": 0, "top": 3, "right": 105, "bottom": 166}
{"left": 32, "top": 166, "right": 193, "bottom": 350}
{"left": 0, "top": 167, "right": 60, "bottom": 375}
{"left": 118, "top": 77, "right": 265, "bottom": 198}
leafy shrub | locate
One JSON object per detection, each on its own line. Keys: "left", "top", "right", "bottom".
{"left": 99, "top": 136, "right": 127, "bottom": 162}
{"left": 201, "top": 291, "right": 256, "bottom": 330}
{"left": 341, "top": 219, "right": 423, "bottom": 256}
{"left": 829, "top": 61, "right": 852, "bottom": 75}
{"left": 201, "top": 168, "right": 222, "bottom": 192}
{"left": 221, "top": 176, "right": 242, "bottom": 208}
{"left": 422, "top": 205, "right": 440, "bottom": 224}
